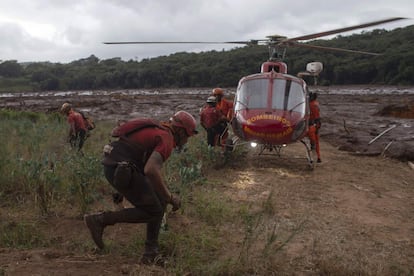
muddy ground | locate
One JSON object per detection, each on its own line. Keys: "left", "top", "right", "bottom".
{"left": 2, "top": 86, "right": 413, "bottom": 161}
{"left": 1, "top": 86, "right": 414, "bottom": 275}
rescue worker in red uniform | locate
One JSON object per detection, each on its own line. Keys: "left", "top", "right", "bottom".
{"left": 61, "top": 103, "right": 88, "bottom": 151}
{"left": 84, "top": 111, "right": 198, "bottom": 265}
{"left": 308, "top": 92, "right": 322, "bottom": 163}
{"left": 212, "top": 88, "right": 234, "bottom": 147}
{"left": 200, "top": 96, "right": 226, "bottom": 147}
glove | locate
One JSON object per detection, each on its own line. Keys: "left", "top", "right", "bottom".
{"left": 170, "top": 194, "right": 181, "bottom": 212}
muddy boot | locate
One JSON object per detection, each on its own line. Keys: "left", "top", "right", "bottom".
{"left": 85, "top": 209, "right": 157, "bottom": 250}
{"left": 84, "top": 212, "right": 106, "bottom": 249}
{"left": 140, "top": 214, "right": 164, "bottom": 265}
{"left": 140, "top": 240, "right": 162, "bottom": 265}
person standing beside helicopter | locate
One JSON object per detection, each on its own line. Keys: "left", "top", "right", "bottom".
{"left": 308, "top": 92, "right": 322, "bottom": 163}
{"left": 200, "top": 96, "right": 227, "bottom": 147}
{"left": 212, "top": 88, "right": 234, "bottom": 147}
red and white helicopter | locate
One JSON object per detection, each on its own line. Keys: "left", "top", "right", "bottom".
{"left": 104, "top": 17, "right": 406, "bottom": 168}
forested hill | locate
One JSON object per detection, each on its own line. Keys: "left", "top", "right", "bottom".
{"left": 0, "top": 25, "right": 413, "bottom": 92}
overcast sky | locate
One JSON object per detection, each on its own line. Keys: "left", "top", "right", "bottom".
{"left": 0, "top": 0, "right": 412, "bottom": 63}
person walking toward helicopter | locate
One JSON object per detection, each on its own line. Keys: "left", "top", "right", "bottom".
{"left": 84, "top": 111, "right": 198, "bottom": 265}
{"left": 308, "top": 92, "right": 322, "bottom": 163}
{"left": 212, "top": 88, "right": 234, "bottom": 147}
{"left": 200, "top": 96, "right": 227, "bottom": 147}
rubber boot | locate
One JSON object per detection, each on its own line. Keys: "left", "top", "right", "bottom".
{"left": 85, "top": 209, "right": 156, "bottom": 249}
{"left": 84, "top": 212, "right": 107, "bottom": 249}
{"left": 140, "top": 215, "right": 164, "bottom": 265}
{"left": 140, "top": 240, "right": 160, "bottom": 265}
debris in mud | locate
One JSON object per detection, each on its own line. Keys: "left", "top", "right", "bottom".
{"left": 375, "top": 103, "right": 414, "bottom": 119}
{"left": 318, "top": 92, "right": 414, "bottom": 162}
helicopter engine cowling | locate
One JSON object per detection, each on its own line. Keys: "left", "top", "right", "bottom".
{"left": 306, "top": 62, "right": 323, "bottom": 75}
{"left": 261, "top": 61, "right": 288, "bottom": 73}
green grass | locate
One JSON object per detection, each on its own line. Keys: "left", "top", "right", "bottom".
{"left": 0, "top": 109, "right": 107, "bottom": 215}
{"left": 0, "top": 109, "right": 299, "bottom": 274}
{"left": 0, "top": 221, "right": 48, "bottom": 249}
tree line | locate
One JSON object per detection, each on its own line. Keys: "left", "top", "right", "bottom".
{"left": 0, "top": 25, "right": 413, "bottom": 92}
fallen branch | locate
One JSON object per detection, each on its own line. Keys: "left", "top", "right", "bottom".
{"left": 368, "top": 125, "right": 397, "bottom": 145}
{"left": 350, "top": 183, "right": 370, "bottom": 192}
{"left": 343, "top": 119, "right": 351, "bottom": 135}
{"left": 381, "top": 140, "right": 394, "bottom": 156}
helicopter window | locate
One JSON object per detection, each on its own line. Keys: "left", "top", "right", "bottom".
{"left": 271, "top": 80, "right": 287, "bottom": 109}
{"left": 235, "top": 79, "right": 268, "bottom": 110}
{"left": 271, "top": 79, "right": 306, "bottom": 114}
{"left": 283, "top": 80, "right": 292, "bottom": 110}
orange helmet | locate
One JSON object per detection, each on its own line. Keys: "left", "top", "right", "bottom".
{"left": 171, "top": 111, "right": 198, "bottom": 136}
{"left": 212, "top": 88, "right": 224, "bottom": 96}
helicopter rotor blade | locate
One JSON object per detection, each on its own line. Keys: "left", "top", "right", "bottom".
{"left": 280, "top": 17, "right": 407, "bottom": 42}
{"left": 290, "top": 42, "right": 382, "bottom": 56}
{"left": 103, "top": 40, "right": 258, "bottom": 45}
{"left": 103, "top": 17, "right": 408, "bottom": 57}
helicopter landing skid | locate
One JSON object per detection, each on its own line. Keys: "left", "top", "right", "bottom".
{"left": 258, "top": 144, "right": 284, "bottom": 156}
{"left": 301, "top": 139, "right": 316, "bottom": 170}
{"left": 224, "top": 136, "right": 254, "bottom": 153}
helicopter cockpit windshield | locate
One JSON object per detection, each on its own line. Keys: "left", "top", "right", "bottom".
{"left": 235, "top": 79, "right": 267, "bottom": 110}
{"left": 273, "top": 79, "right": 306, "bottom": 114}
{"left": 235, "top": 78, "right": 306, "bottom": 115}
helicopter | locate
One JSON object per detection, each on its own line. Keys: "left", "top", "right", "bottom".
{"left": 104, "top": 17, "right": 406, "bottom": 168}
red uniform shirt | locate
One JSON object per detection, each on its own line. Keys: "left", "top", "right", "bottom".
{"left": 216, "top": 98, "right": 234, "bottom": 120}
{"left": 200, "top": 105, "right": 221, "bottom": 129}
{"left": 127, "top": 127, "right": 175, "bottom": 162}
{"left": 67, "top": 111, "right": 87, "bottom": 132}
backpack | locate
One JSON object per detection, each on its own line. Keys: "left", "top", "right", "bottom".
{"left": 111, "top": 118, "right": 162, "bottom": 137}
{"left": 102, "top": 118, "right": 165, "bottom": 168}
{"left": 79, "top": 111, "right": 96, "bottom": 131}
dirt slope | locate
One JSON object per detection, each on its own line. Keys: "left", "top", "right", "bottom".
{"left": 1, "top": 141, "right": 413, "bottom": 275}
{"left": 216, "top": 141, "right": 414, "bottom": 274}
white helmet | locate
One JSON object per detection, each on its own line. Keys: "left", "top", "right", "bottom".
{"left": 206, "top": 96, "right": 216, "bottom": 103}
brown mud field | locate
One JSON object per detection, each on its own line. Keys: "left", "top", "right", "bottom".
{"left": 2, "top": 85, "right": 413, "bottom": 161}
{"left": 1, "top": 86, "right": 414, "bottom": 275}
